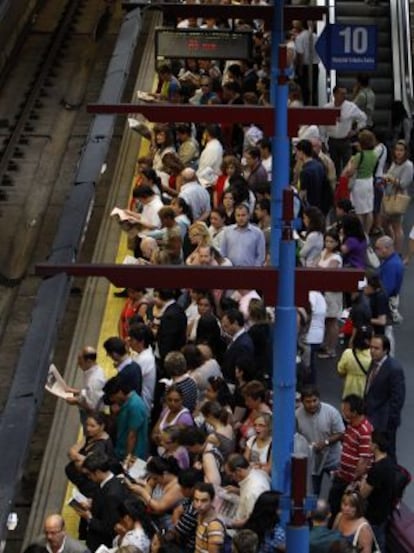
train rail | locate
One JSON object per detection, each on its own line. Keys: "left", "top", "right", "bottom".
{"left": 0, "top": 0, "right": 147, "bottom": 549}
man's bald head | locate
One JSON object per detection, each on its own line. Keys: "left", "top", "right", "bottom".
{"left": 44, "top": 514, "right": 65, "bottom": 531}
{"left": 44, "top": 514, "right": 66, "bottom": 549}
{"left": 181, "top": 167, "right": 197, "bottom": 183}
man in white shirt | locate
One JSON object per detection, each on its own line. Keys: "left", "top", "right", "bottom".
{"left": 320, "top": 86, "right": 367, "bottom": 176}
{"left": 179, "top": 167, "right": 211, "bottom": 221}
{"left": 197, "top": 124, "right": 223, "bottom": 182}
{"left": 132, "top": 185, "right": 163, "bottom": 230}
{"left": 224, "top": 454, "right": 270, "bottom": 529}
{"left": 128, "top": 323, "right": 156, "bottom": 412}
{"left": 66, "top": 346, "right": 106, "bottom": 430}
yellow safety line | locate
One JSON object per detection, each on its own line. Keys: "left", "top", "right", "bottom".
{"left": 62, "top": 137, "right": 150, "bottom": 537}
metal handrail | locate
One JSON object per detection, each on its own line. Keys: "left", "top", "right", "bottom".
{"left": 390, "top": 0, "right": 414, "bottom": 115}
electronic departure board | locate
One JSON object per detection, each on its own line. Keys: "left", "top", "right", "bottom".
{"left": 155, "top": 28, "right": 253, "bottom": 60}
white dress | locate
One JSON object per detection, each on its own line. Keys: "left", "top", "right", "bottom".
{"left": 317, "top": 252, "right": 343, "bottom": 318}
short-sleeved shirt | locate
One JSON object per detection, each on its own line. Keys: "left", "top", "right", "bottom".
{"left": 296, "top": 402, "right": 345, "bottom": 469}
{"left": 365, "top": 456, "right": 394, "bottom": 524}
{"left": 195, "top": 517, "right": 225, "bottom": 553}
{"left": 116, "top": 391, "right": 149, "bottom": 460}
{"left": 338, "top": 417, "right": 373, "bottom": 482}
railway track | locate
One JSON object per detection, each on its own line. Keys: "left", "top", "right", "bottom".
{"left": 0, "top": 1, "right": 127, "bottom": 550}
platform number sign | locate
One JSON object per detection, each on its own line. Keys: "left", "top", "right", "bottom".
{"left": 316, "top": 24, "right": 377, "bottom": 71}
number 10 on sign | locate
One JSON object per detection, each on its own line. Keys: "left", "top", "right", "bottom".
{"left": 316, "top": 24, "right": 377, "bottom": 71}
{"left": 339, "top": 27, "right": 369, "bottom": 55}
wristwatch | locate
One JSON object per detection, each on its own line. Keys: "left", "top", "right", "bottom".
{"left": 324, "top": 439, "right": 330, "bottom": 447}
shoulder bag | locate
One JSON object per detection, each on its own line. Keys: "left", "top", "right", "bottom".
{"left": 352, "top": 520, "right": 381, "bottom": 553}
{"left": 352, "top": 349, "right": 368, "bottom": 375}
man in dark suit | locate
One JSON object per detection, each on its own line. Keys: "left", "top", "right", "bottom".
{"left": 221, "top": 308, "right": 254, "bottom": 382}
{"left": 364, "top": 334, "right": 405, "bottom": 459}
{"left": 154, "top": 289, "right": 187, "bottom": 368}
{"left": 80, "top": 453, "right": 129, "bottom": 552}
{"left": 103, "top": 336, "right": 142, "bottom": 396}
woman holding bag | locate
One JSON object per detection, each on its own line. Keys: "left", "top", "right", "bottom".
{"left": 341, "top": 129, "right": 378, "bottom": 235}
{"left": 333, "top": 491, "right": 378, "bottom": 553}
{"left": 382, "top": 140, "right": 413, "bottom": 253}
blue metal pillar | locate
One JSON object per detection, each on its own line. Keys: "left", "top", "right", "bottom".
{"left": 270, "top": 2, "right": 310, "bottom": 551}
{"left": 286, "top": 525, "right": 310, "bottom": 552}
{"left": 270, "top": 0, "right": 290, "bottom": 268}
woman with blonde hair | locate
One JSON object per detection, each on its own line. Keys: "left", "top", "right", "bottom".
{"left": 185, "top": 222, "right": 213, "bottom": 265}
{"left": 244, "top": 412, "right": 272, "bottom": 474}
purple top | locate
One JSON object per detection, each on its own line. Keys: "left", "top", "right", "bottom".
{"left": 343, "top": 237, "right": 367, "bottom": 269}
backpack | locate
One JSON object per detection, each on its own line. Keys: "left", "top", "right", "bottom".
{"left": 209, "top": 519, "right": 232, "bottom": 553}
{"left": 391, "top": 464, "right": 412, "bottom": 515}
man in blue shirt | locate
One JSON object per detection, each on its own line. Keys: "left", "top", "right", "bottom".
{"left": 375, "top": 236, "right": 404, "bottom": 339}
{"left": 103, "top": 376, "right": 148, "bottom": 462}
{"left": 221, "top": 203, "right": 265, "bottom": 266}
{"left": 375, "top": 236, "right": 404, "bottom": 298}
{"left": 310, "top": 499, "right": 344, "bottom": 553}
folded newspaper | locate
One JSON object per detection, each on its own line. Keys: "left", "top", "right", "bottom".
{"left": 45, "top": 364, "right": 73, "bottom": 400}
{"left": 67, "top": 488, "right": 89, "bottom": 511}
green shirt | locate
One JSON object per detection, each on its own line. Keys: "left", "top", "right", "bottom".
{"left": 116, "top": 391, "right": 148, "bottom": 460}
{"left": 353, "top": 149, "right": 378, "bottom": 179}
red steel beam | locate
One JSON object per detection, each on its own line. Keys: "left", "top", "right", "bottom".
{"left": 122, "top": 2, "right": 328, "bottom": 27}
{"left": 35, "top": 263, "right": 363, "bottom": 306}
{"left": 87, "top": 104, "right": 339, "bottom": 137}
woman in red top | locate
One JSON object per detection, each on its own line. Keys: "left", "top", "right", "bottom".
{"left": 118, "top": 288, "right": 150, "bottom": 340}
{"left": 213, "top": 155, "right": 242, "bottom": 207}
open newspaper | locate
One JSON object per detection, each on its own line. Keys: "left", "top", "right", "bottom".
{"left": 214, "top": 487, "right": 239, "bottom": 519}
{"left": 126, "top": 457, "right": 147, "bottom": 481}
{"left": 45, "top": 364, "right": 73, "bottom": 400}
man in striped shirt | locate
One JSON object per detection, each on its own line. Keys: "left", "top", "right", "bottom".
{"left": 194, "top": 483, "right": 225, "bottom": 553}
{"left": 328, "top": 394, "right": 373, "bottom": 523}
